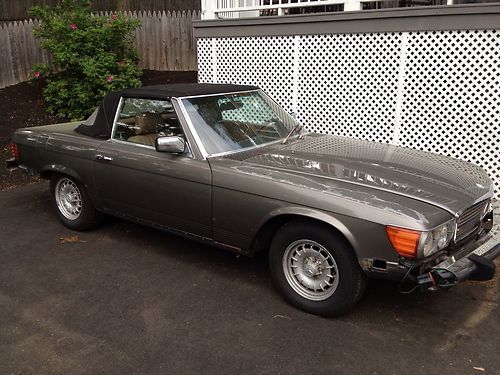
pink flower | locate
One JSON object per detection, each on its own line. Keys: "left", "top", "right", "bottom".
{"left": 69, "top": 23, "right": 77, "bottom": 30}
{"left": 33, "top": 71, "right": 41, "bottom": 78}
{"left": 106, "top": 75, "right": 114, "bottom": 83}
{"left": 111, "top": 14, "right": 118, "bottom": 20}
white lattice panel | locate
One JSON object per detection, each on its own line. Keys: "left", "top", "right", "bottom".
{"left": 197, "top": 30, "right": 500, "bottom": 197}
{"left": 399, "top": 30, "right": 500, "bottom": 197}
{"left": 197, "top": 38, "right": 213, "bottom": 83}
{"left": 200, "top": 36, "right": 296, "bottom": 112}
{"left": 297, "top": 33, "right": 402, "bottom": 143}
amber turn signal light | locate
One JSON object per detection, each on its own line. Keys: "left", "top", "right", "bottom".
{"left": 386, "top": 226, "right": 421, "bottom": 258}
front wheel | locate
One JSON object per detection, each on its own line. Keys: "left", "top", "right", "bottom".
{"left": 269, "top": 221, "right": 366, "bottom": 317}
{"left": 50, "top": 174, "right": 102, "bottom": 231}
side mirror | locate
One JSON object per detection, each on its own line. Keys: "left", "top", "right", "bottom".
{"left": 155, "top": 136, "right": 186, "bottom": 154}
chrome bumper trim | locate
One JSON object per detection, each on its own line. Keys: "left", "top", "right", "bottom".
{"left": 5, "top": 158, "right": 30, "bottom": 174}
{"left": 6, "top": 157, "right": 19, "bottom": 171}
{"left": 432, "top": 223, "right": 500, "bottom": 282}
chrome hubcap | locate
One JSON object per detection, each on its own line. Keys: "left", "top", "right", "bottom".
{"left": 282, "top": 239, "right": 339, "bottom": 301}
{"left": 55, "top": 178, "right": 82, "bottom": 220}
{"left": 304, "top": 256, "right": 324, "bottom": 277}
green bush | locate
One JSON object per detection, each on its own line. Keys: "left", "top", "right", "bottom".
{"left": 30, "top": 0, "right": 142, "bottom": 120}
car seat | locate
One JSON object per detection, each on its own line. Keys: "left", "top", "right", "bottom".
{"left": 128, "top": 112, "right": 163, "bottom": 146}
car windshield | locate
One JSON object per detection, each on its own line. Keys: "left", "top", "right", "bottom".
{"left": 180, "top": 90, "right": 298, "bottom": 156}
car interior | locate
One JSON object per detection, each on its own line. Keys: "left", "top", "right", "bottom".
{"left": 194, "top": 97, "right": 284, "bottom": 146}
{"left": 113, "top": 99, "right": 184, "bottom": 147}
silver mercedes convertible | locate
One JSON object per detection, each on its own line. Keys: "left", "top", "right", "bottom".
{"left": 8, "top": 84, "right": 499, "bottom": 317}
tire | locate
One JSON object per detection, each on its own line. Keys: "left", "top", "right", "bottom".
{"left": 269, "top": 221, "right": 366, "bottom": 317}
{"left": 50, "top": 174, "right": 102, "bottom": 231}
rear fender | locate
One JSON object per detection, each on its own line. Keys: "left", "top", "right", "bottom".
{"left": 40, "top": 164, "right": 82, "bottom": 182}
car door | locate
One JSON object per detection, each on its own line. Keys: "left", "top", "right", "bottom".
{"left": 93, "top": 96, "right": 212, "bottom": 238}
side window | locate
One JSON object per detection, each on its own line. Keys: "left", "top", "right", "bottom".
{"left": 113, "top": 98, "right": 183, "bottom": 146}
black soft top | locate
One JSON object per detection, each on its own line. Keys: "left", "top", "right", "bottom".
{"left": 76, "top": 83, "right": 259, "bottom": 139}
{"left": 123, "top": 83, "right": 258, "bottom": 99}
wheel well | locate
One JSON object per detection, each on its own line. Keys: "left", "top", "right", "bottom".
{"left": 41, "top": 169, "right": 80, "bottom": 182}
{"left": 40, "top": 170, "right": 53, "bottom": 180}
{"left": 250, "top": 215, "right": 353, "bottom": 255}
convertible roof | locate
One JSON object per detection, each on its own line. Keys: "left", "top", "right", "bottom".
{"left": 75, "top": 83, "right": 259, "bottom": 139}
{"left": 122, "top": 83, "right": 259, "bottom": 99}
{"left": 75, "top": 91, "right": 121, "bottom": 139}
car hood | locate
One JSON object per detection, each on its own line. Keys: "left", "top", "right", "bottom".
{"left": 223, "top": 133, "right": 492, "bottom": 215}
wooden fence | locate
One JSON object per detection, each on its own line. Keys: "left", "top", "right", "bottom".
{"left": 0, "top": 10, "right": 200, "bottom": 89}
{"left": 132, "top": 10, "right": 199, "bottom": 72}
{"left": 0, "top": 0, "right": 200, "bottom": 22}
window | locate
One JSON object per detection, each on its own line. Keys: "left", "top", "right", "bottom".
{"left": 181, "top": 90, "right": 297, "bottom": 155}
{"left": 218, "top": 94, "right": 276, "bottom": 124}
{"left": 113, "top": 98, "right": 184, "bottom": 147}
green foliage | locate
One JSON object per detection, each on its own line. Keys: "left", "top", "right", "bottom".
{"left": 30, "top": 0, "right": 142, "bottom": 120}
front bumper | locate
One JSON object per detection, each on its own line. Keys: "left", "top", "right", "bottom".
{"left": 418, "top": 221, "right": 500, "bottom": 290}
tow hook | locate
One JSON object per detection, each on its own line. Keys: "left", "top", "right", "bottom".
{"left": 417, "top": 269, "right": 457, "bottom": 291}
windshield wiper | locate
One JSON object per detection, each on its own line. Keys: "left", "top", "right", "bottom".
{"left": 282, "top": 123, "right": 303, "bottom": 144}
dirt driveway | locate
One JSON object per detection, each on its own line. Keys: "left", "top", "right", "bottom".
{"left": 1, "top": 183, "right": 499, "bottom": 374}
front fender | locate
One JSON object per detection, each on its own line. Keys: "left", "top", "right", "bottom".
{"left": 252, "top": 204, "right": 401, "bottom": 263}
{"left": 255, "top": 206, "right": 361, "bottom": 257}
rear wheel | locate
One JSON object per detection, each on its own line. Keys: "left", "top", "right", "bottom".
{"left": 50, "top": 174, "right": 102, "bottom": 230}
{"left": 269, "top": 221, "right": 366, "bottom": 317}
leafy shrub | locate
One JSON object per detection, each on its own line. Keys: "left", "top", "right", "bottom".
{"left": 30, "top": 0, "right": 142, "bottom": 120}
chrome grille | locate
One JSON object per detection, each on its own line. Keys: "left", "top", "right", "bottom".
{"left": 456, "top": 200, "right": 488, "bottom": 241}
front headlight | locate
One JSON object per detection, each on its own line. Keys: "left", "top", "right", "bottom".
{"left": 434, "top": 225, "right": 448, "bottom": 249}
{"left": 420, "top": 231, "right": 435, "bottom": 257}
{"left": 423, "top": 221, "right": 454, "bottom": 257}
{"left": 387, "top": 220, "right": 455, "bottom": 259}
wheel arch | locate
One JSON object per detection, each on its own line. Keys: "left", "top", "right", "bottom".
{"left": 48, "top": 169, "right": 102, "bottom": 230}
{"left": 250, "top": 207, "right": 360, "bottom": 258}
{"left": 40, "top": 165, "right": 82, "bottom": 181}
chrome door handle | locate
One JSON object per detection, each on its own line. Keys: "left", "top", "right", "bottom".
{"left": 96, "top": 154, "right": 113, "bottom": 161}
